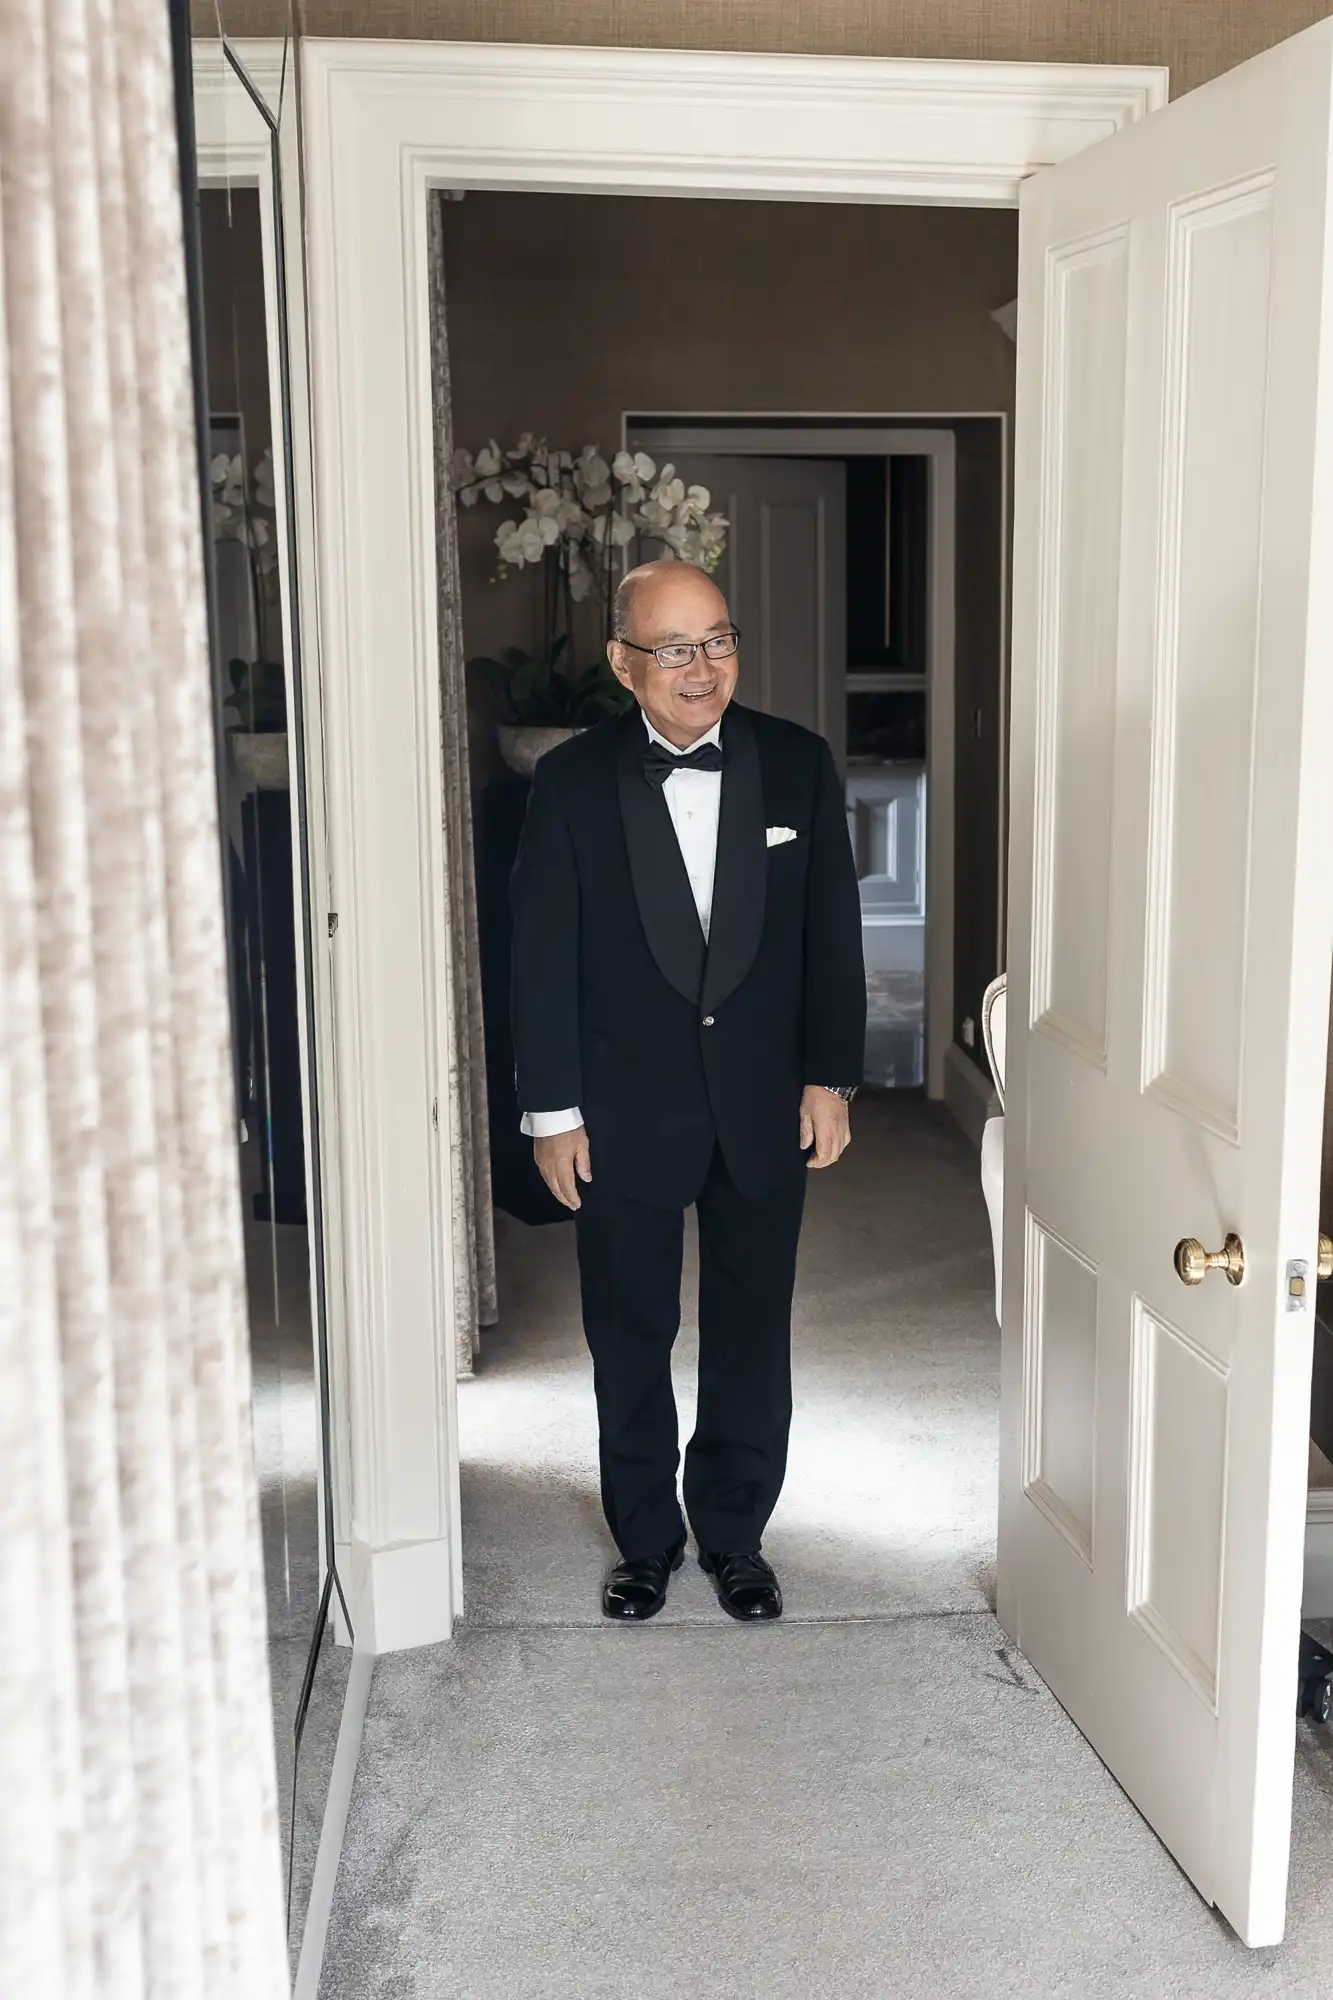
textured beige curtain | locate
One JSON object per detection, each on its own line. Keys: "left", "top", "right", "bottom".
{"left": 428, "top": 192, "right": 498, "bottom": 1377}
{"left": 0, "top": 0, "right": 288, "bottom": 1991}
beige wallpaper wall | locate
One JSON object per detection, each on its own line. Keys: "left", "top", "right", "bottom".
{"left": 442, "top": 190, "right": 1017, "bottom": 671}
{"left": 199, "top": 0, "right": 1333, "bottom": 99}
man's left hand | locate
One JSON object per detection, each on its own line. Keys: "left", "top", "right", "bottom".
{"left": 799, "top": 1086, "right": 851, "bottom": 1170}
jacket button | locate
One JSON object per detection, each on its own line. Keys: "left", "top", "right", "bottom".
{"left": 702, "top": 1015, "right": 715, "bottom": 1027}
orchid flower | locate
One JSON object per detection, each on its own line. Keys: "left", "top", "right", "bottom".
{"left": 452, "top": 432, "right": 729, "bottom": 598}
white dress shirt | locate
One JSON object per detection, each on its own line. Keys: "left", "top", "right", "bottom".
{"left": 521, "top": 709, "right": 722, "bottom": 1138}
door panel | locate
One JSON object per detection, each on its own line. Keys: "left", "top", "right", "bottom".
{"left": 847, "top": 766, "right": 925, "bottom": 923}
{"left": 1002, "top": 20, "right": 1333, "bottom": 1947}
{"left": 1033, "top": 230, "right": 1127, "bottom": 1065}
{"left": 1145, "top": 184, "right": 1273, "bottom": 1135}
{"left": 1025, "top": 1216, "right": 1099, "bottom": 1564}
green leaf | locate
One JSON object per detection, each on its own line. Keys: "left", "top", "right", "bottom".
{"left": 466, "top": 655, "right": 519, "bottom": 722}
{"left": 561, "top": 657, "right": 632, "bottom": 724}
{"left": 509, "top": 653, "right": 544, "bottom": 711}
{"left": 466, "top": 639, "right": 611, "bottom": 725}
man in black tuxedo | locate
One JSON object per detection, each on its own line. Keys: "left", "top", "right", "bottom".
{"left": 511, "top": 559, "right": 865, "bottom": 1621}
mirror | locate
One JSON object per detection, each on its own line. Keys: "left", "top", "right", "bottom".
{"left": 180, "top": 8, "right": 352, "bottom": 1974}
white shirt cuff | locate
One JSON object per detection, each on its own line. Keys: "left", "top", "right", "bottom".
{"left": 521, "top": 1107, "right": 584, "bottom": 1137}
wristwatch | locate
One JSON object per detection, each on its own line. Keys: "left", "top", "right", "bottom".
{"left": 819, "top": 1085, "right": 858, "bottom": 1103}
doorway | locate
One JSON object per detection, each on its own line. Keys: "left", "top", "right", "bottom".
{"left": 300, "top": 31, "right": 1161, "bottom": 1656}
{"left": 435, "top": 187, "right": 1015, "bottom": 1627}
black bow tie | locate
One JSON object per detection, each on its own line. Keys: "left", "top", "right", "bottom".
{"left": 643, "top": 738, "right": 724, "bottom": 788}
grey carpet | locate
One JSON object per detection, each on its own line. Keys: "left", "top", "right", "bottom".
{"left": 460, "top": 1094, "right": 1000, "bottom": 1626}
{"left": 865, "top": 968, "right": 925, "bottom": 1088}
{"left": 321, "top": 1094, "right": 1333, "bottom": 1995}
{"left": 243, "top": 1165, "right": 354, "bottom": 1965}
{"left": 246, "top": 1199, "right": 323, "bottom": 1903}
{"left": 321, "top": 1618, "right": 1333, "bottom": 1998}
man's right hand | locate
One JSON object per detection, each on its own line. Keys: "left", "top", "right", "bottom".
{"left": 534, "top": 1125, "right": 592, "bottom": 1211}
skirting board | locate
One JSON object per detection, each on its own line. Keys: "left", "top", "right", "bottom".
{"left": 333, "top": 1530, "right": 456, "bottom": 1652}
{"left": 943, "top": 1040, "right": 999, "bottom": 1150}
{"left": 292, "top": 1647, "right": 373, "bottom": 2000}
{"left": 1304, "top": 1489, "right": 1333, "bottom": 1619}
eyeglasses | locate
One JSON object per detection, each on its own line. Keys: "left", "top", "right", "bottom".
{"left": 619, "top": 627, "right": 741, "bottom": 672}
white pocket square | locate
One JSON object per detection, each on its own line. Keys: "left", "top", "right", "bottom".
{"left": 766, "top": 825, "right": 799, "bottom": 847}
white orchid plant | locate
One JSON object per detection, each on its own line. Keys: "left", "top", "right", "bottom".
{"left": 451, "top": 434, "right": 729, "bottom": 727}
{"left": 209, "top": 446, "right": 287, "bottom": 733}
{"left": 209, "top": 445, "right": 278, "bottom": 565}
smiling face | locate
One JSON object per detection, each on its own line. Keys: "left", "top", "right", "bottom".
{"left": 607, "top": 561, "right": 739, "bottom": 748}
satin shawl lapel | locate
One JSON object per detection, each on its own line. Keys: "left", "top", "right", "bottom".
{"left": 702, "top": 705, "right": 766, "bottom": 1016}
{"left": 616, "top": 710, "right": 706, "bottom": 1005}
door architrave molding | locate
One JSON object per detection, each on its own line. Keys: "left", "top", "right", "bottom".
{"left": 298, "top": 35, "right": 1169, "bottom": 1651}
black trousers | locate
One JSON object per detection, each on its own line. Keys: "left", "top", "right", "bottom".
{"left": 574, "top": 1145, "right": 807, "bottom": 1560}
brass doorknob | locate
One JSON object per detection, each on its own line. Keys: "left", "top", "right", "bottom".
{"left": 1319, "top": 1235, "right": 1333, "bottom": 1282}
{"left": 1174, "top": 1233, "right": 1245, "bottom": 1287}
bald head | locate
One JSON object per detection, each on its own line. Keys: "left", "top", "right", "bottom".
{"left": 612, "top": 558, "right": 727, "bottom": 645}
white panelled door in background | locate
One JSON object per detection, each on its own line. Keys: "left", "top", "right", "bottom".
{"left": 1001, "top": 20, "right": 1333, "bottom": 1948}
{"left": 636, "top": 453, "right": 847, "bottom": 768}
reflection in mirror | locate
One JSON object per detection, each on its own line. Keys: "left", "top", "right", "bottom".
{"left": 180, "top": 16, "right": 352, "bottom": 1975}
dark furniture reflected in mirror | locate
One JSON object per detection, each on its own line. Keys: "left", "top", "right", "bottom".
{"left": 176, "top": 12, "right": 352, "bottom": 1975}
{"left": 846, "top": 453, "right": 930, "bottom": 1090}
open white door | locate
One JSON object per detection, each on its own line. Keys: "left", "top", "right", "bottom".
{"left": 1001, "top": 20, "right": 1333, "bottom": 1947}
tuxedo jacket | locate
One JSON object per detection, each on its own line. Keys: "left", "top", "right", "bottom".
{"left": 510, "top": 701, "right": 866, "bottom": 1209}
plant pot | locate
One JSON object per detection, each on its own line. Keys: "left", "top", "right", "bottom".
{"left": 496, "top": 724, "right": 586, "bottom": 778}
{"left": 231, "top": 729, "right": 290, "bottom": 791}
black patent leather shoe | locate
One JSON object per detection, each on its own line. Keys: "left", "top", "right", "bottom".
{"left": 699, "top": 1549, "right": 783, "bottom": 1621}
{"left": 601, "top": 1540, "right": 686, "bottom": 1621}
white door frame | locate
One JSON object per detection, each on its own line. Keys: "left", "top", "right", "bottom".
{"left": 626, "top": 419, "right": 978, "bottom": 1102}
{"left": 299, "top": 36, "right": 1168, "bottom": 1651}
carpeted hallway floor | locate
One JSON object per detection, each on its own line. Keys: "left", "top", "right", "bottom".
{"left": 320, "top": 1094, "right": 1333, "bottom": 1997}
{"left": 459, "top": 1090, "right": 999, "bottom": 1627}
